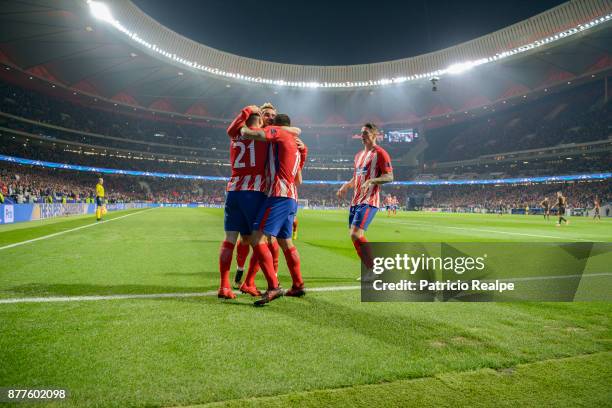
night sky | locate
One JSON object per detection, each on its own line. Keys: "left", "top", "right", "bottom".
{"left": 132, "top": 0, "right": 567, "bottom": 65}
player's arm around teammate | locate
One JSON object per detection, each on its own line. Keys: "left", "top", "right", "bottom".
{"left": 227, "top": 105, "right": 260, "bottom": 138}
{"left": 240, "top": 126, "right": 302, "bottom": 141}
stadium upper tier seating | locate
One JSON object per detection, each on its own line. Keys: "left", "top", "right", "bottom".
{"left": 424, "top": 81, "right": 611, "bottom": 163}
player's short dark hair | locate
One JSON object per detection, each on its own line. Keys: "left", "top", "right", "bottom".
{"left": 363, "top": 122, "right": 379, "bottom": 134}
{"left": 274, "top": 114, "right": 291, "bottom": 126}
{"left": 245, "top": 113, "right": 260, "bottom": 127}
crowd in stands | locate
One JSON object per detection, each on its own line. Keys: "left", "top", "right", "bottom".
{"left": 2, "top": 133, "right": 609, "bottom": 184}
{"left": 300, "top": 182, "right": 610, "bottom": 211}
{"left": 0, "top": 114, "right": 219, "bottom": 159}
{"left": 0, "top": 81, "right": 355, "bottom": 160}
{"left": 0, "top": 163, "right": 225, "bottom": 205}
{"left": 0, "top": 81, "right": 217, "bottom": 149}
{"left": 421, "top": 150, "right": 612, "bottom": 180}
{"left": 425, "top": 82, "right": 611, "bottom": 163}
{"left": 2, "top": 79, "right": 610, "bottom": 181}
{"left": 1, "top": 138, "right": 228, "bottom": 176}
{"left": 1, "top": 163, "right": 608, "bottom": 215}
{"left": 0, "top": 77, "right": 610, "bottom": 212}
{"left": 419, "top": 182, "right": 610, "bottom": 212}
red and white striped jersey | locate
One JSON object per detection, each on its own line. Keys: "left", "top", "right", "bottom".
{"left": 226, "top": 107, "right": 268, "bottom": 193}
{"left": 351, "top": 145, "right": 393, "bottom": 207}
{"left": 264, "top": 126, "right": 302, "bottom": 200}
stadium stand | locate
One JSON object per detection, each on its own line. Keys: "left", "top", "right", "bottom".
{"left": 1, "top": 79, "right": 610, "bottom": 183}
{"left": 1, "top": 74, "right": 610, "bottom": 215}
{"left": 0, "top": 162, "right": 226, "bottom": 205}
{"left": 425, "top": 82, "right": 611, "bottom": 163}
{"left": 1, "top": 161, "right": 609, "bottom": 214}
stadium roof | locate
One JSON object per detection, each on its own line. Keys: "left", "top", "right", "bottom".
{"left": 0, "top": 0, "right": 611, "bottom": 127}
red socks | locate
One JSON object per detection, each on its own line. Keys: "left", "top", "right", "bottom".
{"left": 253, "top": 243, "right": 279, "bottom": 290}
{"left": 245, "top": 245, "right": 302, "bottom": 289}
{"left": 223, "top": 239, "right": 300, "bottom": 291}
{"left": 244, "top": 250, "right": 260, "bottom": 286}
{"left": 219, "top": 240, "right": 235, "bottom": 289}
{"left": 236, "top": 240, "right": 250, "bottom": 270}
{"left": 269, "top": 240, "right": 280, "bottom": 274}
{"left": 353, "top": 236, "right": 374, "bottom": 269}
{"left": 283, "top": 246, "right": 303, "bottom": 288}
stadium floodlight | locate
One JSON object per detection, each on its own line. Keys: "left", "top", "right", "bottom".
{"left": 88, "top": 1, "right": 114, "bottom": 23}
{"left": 446, "top": 61, "right": 476, "bottom": 75}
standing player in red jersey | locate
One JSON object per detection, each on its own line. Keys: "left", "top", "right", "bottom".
{"left": 593, "top": 196, "right": 601, "bottom": 221}
{"left": 241, "top": 114, "right": 306, "bottom": 306}
{"left": 384, "top": 195, "right": 392, "bottom": 217}
{"left": 336, "top": 123, "right": 393, "bottom": 279}
{"left": 218, "top": 105, "right": 269, "bottom": 299}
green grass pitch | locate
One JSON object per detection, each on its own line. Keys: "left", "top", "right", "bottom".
{"left": 0, "top": 208, "right": 610, "bottom": 407}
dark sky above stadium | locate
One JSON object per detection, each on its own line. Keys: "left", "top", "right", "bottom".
{"left": 132, "top": 0, "right": 566, "bottom": 65}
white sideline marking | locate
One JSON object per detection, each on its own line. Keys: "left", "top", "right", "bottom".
{"left": 0, "top": 285, "right": 361, "bottom": 304}
{"left": 390, "top": 220, "right": 596, "bottom": 242}
{"left": 0, "top": 275, "right": 610, "bottom": 305}
{"left": 0, "top": 208, "right": 154, "bottom": 251}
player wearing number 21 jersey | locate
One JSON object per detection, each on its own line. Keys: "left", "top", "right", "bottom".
{"left": 226, "top": 105, "right": 268, "bottom": 193}
{"left": 217, "top": 106, "right": 269, "bottom": 299}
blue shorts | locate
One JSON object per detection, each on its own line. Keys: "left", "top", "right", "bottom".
{"left": 224, "top": 191, "right": 266, "bottom": 235}
{"left": 349, "top": 204, "right": 378, "bottom": 231}
{"left": 253, "top": 197, "right": 298, "bottom": 239}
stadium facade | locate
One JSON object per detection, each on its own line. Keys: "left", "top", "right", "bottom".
{"left": 0, "top": 0, "right": 610, "bottom": 125}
